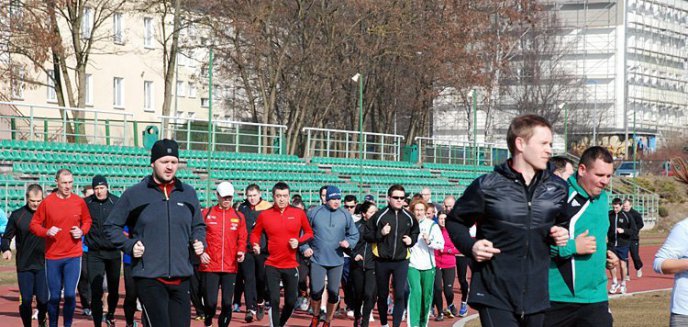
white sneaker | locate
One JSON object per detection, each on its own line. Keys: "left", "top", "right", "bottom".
{"left": 637, "top": 269, "right": 643, "bottom": 278}
{"left": 620, "top": 284, "right": 627, "bottom": 294}
{"left": 609, "top": 282, "right": 620, "bottom": 294}
{"left": 347, "top": 310, "right": 354, "bottom": 319}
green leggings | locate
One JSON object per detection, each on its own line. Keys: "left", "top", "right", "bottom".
{"left": 407, "top": 267, "right": 435, "bottom": 327}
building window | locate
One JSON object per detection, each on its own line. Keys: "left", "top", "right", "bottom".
{"left": 82, "top": 7, "right": 93, "bottom": 39}
{"left": 113, "top": 77, "right": 124, "bottom": 108}
{"left": 143, "top": 17, "right": 153, "bottom": 48}
{"left": 85, "top": 74, "right": 93, "bottom": 105}
{"left": 188, "top": 82, "right": 197, "bottom": 98}
{"left": 176, "top": 81, "right": 185, "bottom": 97}
{"left": 113, "top": 12, "right": 123, "bottom": 44}
{"left": 201, "top": 97, "right": 209, "bottom": 108}
{"left": 47, "top": 70, "right": 56, "bottom": 102}
{"left": 11, "top": 67, "right": 24, "bottom": 99}
{"left": 144, "top": 81, "right": 154, "bottom": 111}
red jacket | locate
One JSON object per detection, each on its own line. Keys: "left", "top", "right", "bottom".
{"left": 434, "top": 226, "right": 459, "bottom": 269}
{"left": 250, "top": 205, "right": 313, "bottom": 269}
{"left": 199, "top": 205, "right": 247, "bottom": 273}
{"left": 30, "top": 193, "right": 92, "bottom": 260}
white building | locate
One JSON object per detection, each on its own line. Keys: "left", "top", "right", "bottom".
{"left": 434, "top": 0, "right": 688, "bottom": 156}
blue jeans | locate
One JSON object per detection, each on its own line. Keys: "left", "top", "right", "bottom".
{"left": 46, "top": 256, "right": 81, "bottom": 327}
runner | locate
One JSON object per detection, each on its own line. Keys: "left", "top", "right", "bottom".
{"left": 446, "top": 115, "right": 569, "bottom": 327}
{"left": 199, "top": 182, "right": 247, "bottom": 327}
{"left": 433, "top": 209, "right": 460, "bottom": 321}
{"left": 1, "top": 184, "right": 48, "bottom": 327}
{"left": 105, "top": 139, "right": 206, "bottom": 327}
{"left": 302, "top": 186, "right": 359, "bottom": 327}
{"left": 30, "top": 169, "right": 92, "bottom": 327}
{"left": 250, "top": 182, "right": 314, "bottom": 327}
{"left": 364, "top": 184, "right": 420, "bottom": 327}
{"left": 349, "top": 201, "right": 378, "bottom": 327}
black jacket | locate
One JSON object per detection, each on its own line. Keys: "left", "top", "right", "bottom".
{"left": 445, "top": 161, "right": 567, "bottom": 315}
{"left": 85, "top": 193, "right": 120, "bottom": 252}
{"left": 238, "top": 199, "right": 269, "bottom": 253}
{"left": 608, "top": 210, "right": 637, "bottom": 247}
{"left": 363, "top": 206, "right": 419, "bottom": 261}
{"left": 105, "top": 176, "right": 206, "bottom": 279}
{"left": 1, "top": 206, "right": 45, "bottom": 272}
{"left": 626, "top": 208, "right": 644, "bottom": 240}
{"left": 349, "top": 218, "right": 375, "bottom": 270}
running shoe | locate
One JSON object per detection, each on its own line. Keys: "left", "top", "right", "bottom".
{"left": 620, "top": 284, "right": 627, "bottom": 294}
{"left": 459, "top": 302, "right": 469, "bottom": 317}
{"left": 637, "top": 269, "right": 643, "bottom": 278}
{"left": 245, "top": 310, "right": 256, "bottom": 323}
{"left": 105, "top": 313, "right": 116, "bottom": 326}
{"left": 435, "top": 313, "right": 445, "bottom": 321}
{"left": 256, "top": 302, "right": 265, "bottom": 321}
{"left": 309, "top": 315, "right": 320, "bottom": 327}
{"left": 609, "top": 282, "right": 620, "bottom": 294}
{"left": 232, "top": 303, "right": 241, "bottom": 312}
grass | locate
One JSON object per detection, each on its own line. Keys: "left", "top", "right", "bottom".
{"left": 0, "top": 250, "right": 18, "bottom": 286}
{"left": 464, "top": 290, "right": 671, "bottom": 327}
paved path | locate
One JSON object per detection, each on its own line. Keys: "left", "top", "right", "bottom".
{"left": 0, "top": 244, "right": 671, "bottom": 326}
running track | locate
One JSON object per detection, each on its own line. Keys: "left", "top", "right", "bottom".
{"left": 0, "top": 244, "right": 672, "bottom": 326}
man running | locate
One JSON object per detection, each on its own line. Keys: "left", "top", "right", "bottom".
{"left": 446, "top": 115, "right": 569, "bottom": 327}
{"left": 302, "top": 186, "right": 359, "bottom": 327}
{"left": 199, "top": 182, "right": 247, "bottom": 327}
{"left": 105, "top": 139, "right": 206, "bottom": 327}
{"left": 2, "top": 184, "right": 48, "bottom": 327}
{"left": 546, "top": 146, "right": 620, "bottom": 327}
{"left": 84, "top": 175, "right": 120, "bottom": 327}
{"left": 30, "top": 169, "right": 92, "bottom": 327}
{"left": 237, "top": 184, "right": 272, "bottom": 321}
{"left": 364, "top": 184, "right": 420, "bottom": 327}
{"left": 251, "top": 182, "right": 313, "bottom": 327}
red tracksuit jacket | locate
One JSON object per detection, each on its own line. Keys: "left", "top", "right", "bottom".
{"left": 199, "top": 205, "right": 247, "bottom": 273}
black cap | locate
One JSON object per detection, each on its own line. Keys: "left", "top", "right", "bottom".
{"left": 150, "top": 139, "right": 179, "bottom": 163}
{"left": 92, "top": 175, "right": 108, "bottom": 188}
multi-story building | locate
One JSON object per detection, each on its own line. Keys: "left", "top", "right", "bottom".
{"left": 434, "top": 0, "right": 688, "bottom": 156}
{"left": 0, "top": 4, "right": 240, "bottom": 145}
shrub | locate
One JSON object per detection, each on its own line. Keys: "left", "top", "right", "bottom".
{"left": 659, "top": 206, "right": 669, "bottom": 218}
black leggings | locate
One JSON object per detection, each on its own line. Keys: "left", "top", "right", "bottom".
{"left": 135, "top": 278, "right": 190, "bottom": 327}
{"left": 17, "top": 269, "right": 48, "bottom": 326}
{"left": 77, "top": 253, "right": 90, "bottom": 310}
{"left": 202, "top": 272, "right": 236, "bottom": 327}
{"left": 265, "top": 266, "right": 299, "bottom": 327}
{"left": 375, "top": 260, "right": 409, "bottom": 327}
{"left": 433, "top": 267, "right": 456, "bottom": 312}
{"left": 189, "top": 265, "right": 204, "bottom": 316}
{"left": 350, "top": 266, "right": 376, "bottom": 327}
{"left": 456, "top": 256, "right": 471, "bottom": 302}
{"left": 123, "top": 265, "right": 138, "bottom": 326}
{"left": 236, "top": 252, "right": 268, "bottom": 310}
{"left": 86, "top": 250, "right": 121, "bottom": 326}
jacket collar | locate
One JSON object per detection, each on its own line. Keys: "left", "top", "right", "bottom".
{"left": 494, "top": 159, "right": 549, "bottom": 185}
{"left": 145, "top": 175, "right": 183, "bottom": 192}
{"left": 568, "top": 173, "right": 601, "bottom": 200}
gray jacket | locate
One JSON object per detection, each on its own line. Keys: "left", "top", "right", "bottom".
{"left": 301, "top": 204, "right": 359, "bottom": 267}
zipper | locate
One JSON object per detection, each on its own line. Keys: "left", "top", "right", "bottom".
{"left": 392, "top": 211, "right": 399, "bottom": 259}
{"left": 166, "top": 197, "right": 171, "bottom": 278}
{"left": 221, "top": 208, "right": 226, "bottom": 271}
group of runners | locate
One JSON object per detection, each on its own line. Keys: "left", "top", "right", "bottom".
{"left": 1, "top": 113, "right": 677, "bottom": 327}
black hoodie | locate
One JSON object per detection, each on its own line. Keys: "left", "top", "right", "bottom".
{"left": 363, "top": 205, "right": 419, "bottom": 261}
{"left": 1, "top": 205, "right": 45, "bottom": 272}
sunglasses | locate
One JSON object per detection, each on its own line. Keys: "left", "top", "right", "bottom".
{"left": 390, "top": 196, "right": 405, "bottom": 200}
{"left": 344, "top": 205, "right": 356, "bottom": 209}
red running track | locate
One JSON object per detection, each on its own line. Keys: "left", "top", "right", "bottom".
{"left": 0, "top": 244, "right": 672, "bottom": 326}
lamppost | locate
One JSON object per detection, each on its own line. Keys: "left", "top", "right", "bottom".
{"left": 352, "top": 73, "right": 364, "bottom": 196}
{"left": 590, "top": 80, "right": 598, "bottom": 145}
{"left": 205, "top": 46, "right": 214, "bottom": 207}
{"left": 559, "top": 102, "right": 568, "bottom": 153}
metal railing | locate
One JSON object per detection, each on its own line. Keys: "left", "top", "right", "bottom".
{"left": 302, "top": 127, "right": 404, "bottom": 161}
{"left": 160, "top": 116, "right": 288, "bottom": 154}
{"left": 0, "top": 102, "right": 134, "bottom": 145}
{"left": 415, "top": 137, "right": 507, "bottom": 166}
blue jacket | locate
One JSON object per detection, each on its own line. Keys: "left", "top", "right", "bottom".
{"left": 301, "top": 204, "right": 359, "bottom": 267}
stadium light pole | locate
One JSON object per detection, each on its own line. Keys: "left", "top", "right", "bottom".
{"left": 352, "top": 73, "right": 363, "bottom": 197}
{"left": 206, "top": 45, "right": 214, "bottom": 207}
{"left": 472, "top": 89, "right": 477, "bottom": 171}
